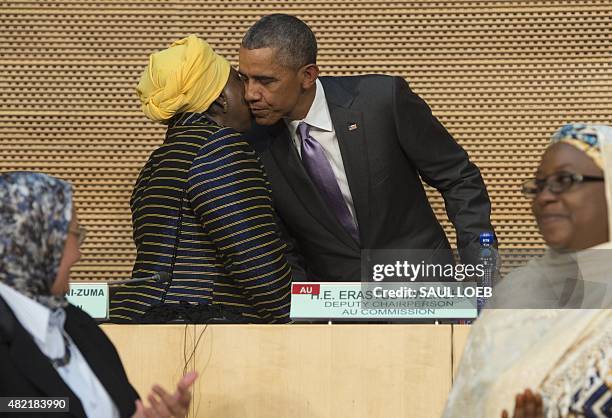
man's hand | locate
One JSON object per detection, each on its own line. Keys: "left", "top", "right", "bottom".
{"left": 501, "top": 389, "right": 544, "bottom": 418}
{"left": 132, "top": 371, "right": 198, "bottom": 418}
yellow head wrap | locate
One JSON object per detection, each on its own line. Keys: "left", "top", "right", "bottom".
{"left": 136, "top": 35, "right": 231, "bottom": 122}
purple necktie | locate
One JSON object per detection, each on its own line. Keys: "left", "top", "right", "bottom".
{"left": 298, "top": 122, "right": 359, "bottom": 242}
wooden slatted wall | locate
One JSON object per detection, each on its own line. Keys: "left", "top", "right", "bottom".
{"left": 1, "top": 0, "right": 611, "bottom": 281}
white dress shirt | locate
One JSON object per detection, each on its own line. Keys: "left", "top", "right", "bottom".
{"left": 0, "top": 282, "right": 119, "bottom": 418}
{"left": 284, "top": 78, "right": 358, "bottom": 225}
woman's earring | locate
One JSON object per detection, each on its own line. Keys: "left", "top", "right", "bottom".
{"left": 223, "top": 100, "right": 229, "bottom": 112}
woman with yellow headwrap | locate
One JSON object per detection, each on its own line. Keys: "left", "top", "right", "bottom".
{"left": 442, "top": 124, "right": 612, "bottom": 418}
{"left": 110, "top": 35, "right": 292, "bottom": 323}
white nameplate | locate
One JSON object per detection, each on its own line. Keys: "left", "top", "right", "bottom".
{"left": 66, "top": 283, "right": 109, "bottom": 319}
{"left": 290, "top": 282, "right": 479, "bottom": 321}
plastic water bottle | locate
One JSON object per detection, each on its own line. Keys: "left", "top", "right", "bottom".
{"left": 477, "top": 232, "right": 494, "bottom": 314}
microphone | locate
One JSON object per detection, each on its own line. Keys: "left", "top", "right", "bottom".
{"left": 109, "top": 272, "right": 171, "bottom": 286}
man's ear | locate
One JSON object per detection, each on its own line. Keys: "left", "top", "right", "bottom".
{"left": 300, "top": 64, "right": 319, "bottom": 89}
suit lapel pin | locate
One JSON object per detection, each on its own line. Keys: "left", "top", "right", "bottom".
{"left": 348, "top": 123, "right": 358, "bottom": 131}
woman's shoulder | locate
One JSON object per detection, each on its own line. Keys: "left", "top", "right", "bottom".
{"left": 65, "top": 303, "right": 98, "bottom": 325}
{"left": 167, "top": 113, "right": 246, "bottom": 147}
{"left": 64, "top": 304, "right": 118, "bottom": 348}
{"left": 169, "top": 113, "right": 227, "bottom": 133}
{"left": 488, "top": 249, "right": 578, "bottom": 308}
{"left": 0, "top": 296, "right": 16, "bottom": 343}
{"left": 64, "top": 305, "right": 127, "bottom": 369}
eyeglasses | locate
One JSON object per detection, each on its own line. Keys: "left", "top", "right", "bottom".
{"left": 521, "top": 171, "right": 604, "bottom": 198}
{"left": 68, "top": 224, "right": 87, "bottom": 246}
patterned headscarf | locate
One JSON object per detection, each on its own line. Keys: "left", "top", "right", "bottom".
{"left": 0, "top": 172, "right": 73, "bottom": 309}
{"left": 550, "top": 123, "right": 612, "bottom": 170}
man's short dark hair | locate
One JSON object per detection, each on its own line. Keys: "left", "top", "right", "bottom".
{"left": 241, "top": 14, "right": 317, "bottom": 69}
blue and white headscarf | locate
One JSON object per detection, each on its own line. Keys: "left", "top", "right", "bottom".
{"left": 0, "top": 172, "right": 73, "bottom": 309}
{"left": 550, "top": 123, "right": 612, "bottom": 170}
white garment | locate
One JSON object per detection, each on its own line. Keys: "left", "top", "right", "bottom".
{"left": 444, "top": 124, "right": 612, "bottom": 418}
{"left": 443, "top": 308, "right": 611, "bottom": 418}
{"left": 442, "top": 244, "right": 612, "bottom": 418}
{"left": 0, "top": 282, "right": 119, "bottom": 418}
{"left": 284, "top": 78, "right": 358, "bottom": 224}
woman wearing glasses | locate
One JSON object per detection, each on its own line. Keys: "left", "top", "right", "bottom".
{"left": 0, "top": 172, "right": 196, "bottom": 418}
{"left": 442, "top": 124, "right": 612, "bottom": 418}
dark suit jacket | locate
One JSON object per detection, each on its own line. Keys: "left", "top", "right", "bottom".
{"left": 248, "top": 75, "right": 494, "bottom": 281}
{"left": 0, "top": 297, "right": 139, "bottom": 418}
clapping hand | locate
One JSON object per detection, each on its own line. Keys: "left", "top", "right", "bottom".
{"left": 132, "top": 371, "right": 198, "bottom": 418}
{"left": 501, "top": 389, "right": 544, "bottom": 418}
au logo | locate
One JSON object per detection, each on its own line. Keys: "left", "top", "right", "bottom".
{"left": 291, "top": 283, "right": 321, "bottom": 295}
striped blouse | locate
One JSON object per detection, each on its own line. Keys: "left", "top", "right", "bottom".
{"left": 109, "top": 113, "right": 292, "bottom": 323}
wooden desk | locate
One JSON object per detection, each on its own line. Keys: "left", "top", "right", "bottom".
{"left": 452, "top": 325, "right": 471, "bottom": 379}
{"left": 103, "top": 324, "right": 468, "bottom": 418}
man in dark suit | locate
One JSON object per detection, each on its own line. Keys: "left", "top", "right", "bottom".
{"left": 239, "top": 14, "right": 495, "bottom": 282}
